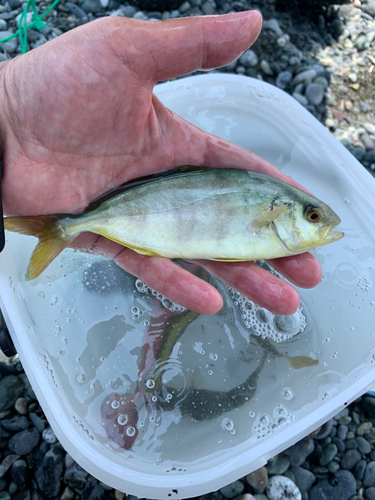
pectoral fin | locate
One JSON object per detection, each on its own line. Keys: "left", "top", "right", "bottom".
{"left": 251, "top": 205, "right": 288, "bottom": 232}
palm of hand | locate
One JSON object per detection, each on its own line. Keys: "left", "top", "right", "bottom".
{"left": 0, "top": 14, "right": 322, "bottom": 314}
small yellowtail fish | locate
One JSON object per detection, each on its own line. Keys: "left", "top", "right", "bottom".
{"left": 4, "top": 169, "right": 344, "bottom": 280}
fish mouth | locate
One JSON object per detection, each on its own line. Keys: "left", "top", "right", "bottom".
{"left": 320, "top": 229, "right": 345, "bottom": 246}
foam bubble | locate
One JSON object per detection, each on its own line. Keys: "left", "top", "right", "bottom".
{"left": 117, "top": 414, "right": 128, "bottom": 425}
{"left": 228, "top": 283, "right": 306, "bottom": 343}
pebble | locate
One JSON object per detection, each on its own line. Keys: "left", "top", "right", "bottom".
{"left": 320, "top": 443, "right": 338, "bottom": 466}
{"left": 262, "top": 19, "right": 283, "bottom": 37}
{"left": 276, "top": 71, "right": 292, "bottom": 90}
{"left": 286, "top": 439, "right": 314, "bottom": 467}
{"left": 291, "top": 69, "right": 317, "bottom": 87}
{"left": 1, "top": 416, "right": 29, "bottom": 432}
{"left": 246, "top": 467, "right": 268, "bottom": 490}
{"left": 266, "top": 475, "right": 301, "bottom": 500}
{"left": 362, "top": 135, "right": 375, "bottom": 150}
{"left": 35, "top": 447, "right": 64, "bottom": 498}
{"left": 367, "top": 487, "right": 375, "bottom": 500}
{"left": 356, "top": 436, "right": 372, "bottom": 454}
{"left": 364, "top": 123, "right": 375, "bottom": 135}
{"left": 355, "top": 459, "right": 367, "bottom": 481}
{"left": 266, "top": 454, "right": 290, "bottom": 475}
{"left": 0, "top": 455, "right": 19, "bottom": 480}
{"left": 11, "top": 460, "right": 28, "bottom": 486}
{"left": 8, "top": 428, "right": 40, "bottom": 456}
{"left": 220, "top": 481, "right": 244, "bottom": 498}
{"left": 309, "top": 470, "right": 356, "bottom": 500}
{"left": 14, "top": 398, "right": 27, "bottom": 415}
{"left": 260, "top": 60, "right": 273, "bottom": 76}
{"left": 293, "top": 93, "right": 308, "bottom": 106}
{"left": 290, "top": 467, "right": 315, "bottom": 492}
{"left": 239, "top": 50, "right": 258, "bottom": 68}
{"left": 42, "top": 427, "right": 57, "bottom": 444}
{"left": 315, "top": 420, "right": 334, "bottom": 440}
{"left": 0, "top": 376, "right": 25, "bottom": 412}
{"left": 305, "top": 83, "right": 324, "bottom": 106}
{"left": 364, "top": 462, "right": 375, "bottom": 487}
{"left": 341, "top": 449, "right": 362, "bottom": 470}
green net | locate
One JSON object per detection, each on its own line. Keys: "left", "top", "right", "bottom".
{"left": 0, "top": 0, "right": 61, "bottom": 55}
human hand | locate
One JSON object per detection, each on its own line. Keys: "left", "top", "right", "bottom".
{"left": 0, "top": 12, "right": 322, "bottom": 315}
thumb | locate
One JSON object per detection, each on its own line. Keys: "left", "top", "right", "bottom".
{"left": 114, "top": 11, "right": 262, "bottom": 83}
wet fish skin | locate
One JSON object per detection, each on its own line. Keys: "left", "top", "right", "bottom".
{"left": 4, "top": 169, "right": 344, "bottom": 280}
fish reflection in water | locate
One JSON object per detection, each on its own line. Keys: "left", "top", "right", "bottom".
{"left": 101, "top": 262, "right": 318, "bottom": 449}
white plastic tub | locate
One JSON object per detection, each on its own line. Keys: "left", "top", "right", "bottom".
{"left": 1, "top": 74, "right": 375, "bottom": 499}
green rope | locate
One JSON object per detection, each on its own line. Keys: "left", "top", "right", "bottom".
{"left": 0, "top": 0, "right": 61, "bottom": 55}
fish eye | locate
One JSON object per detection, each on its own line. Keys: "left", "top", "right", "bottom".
{"left": 305, "top": 206, "right": 322, "bottom": 223}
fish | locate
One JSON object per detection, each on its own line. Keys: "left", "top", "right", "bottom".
{"left": 101, "top": 264, "right": 318, "bottom": 447}
{"left": 4, "top": 168, "right": 344, "bottom": 280}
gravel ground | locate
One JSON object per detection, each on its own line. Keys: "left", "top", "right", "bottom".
{"left": 0, "top": 0, "right": 375, "bottom": 500}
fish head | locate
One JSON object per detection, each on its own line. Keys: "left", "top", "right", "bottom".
{"left": 272, "top": 192, "right": 344, "bottom": 254}
{"left": 101, "top": 393, "right": 139, "bottom": 449}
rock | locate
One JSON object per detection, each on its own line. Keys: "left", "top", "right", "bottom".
{"left": 366, "top": 487, "right": 375, "bottom": 500}
{"left": 266, "top": 475, "right": 301, "bottom": 500}
{"left": 328, "top": 461, "right": 340, "bottom": 473}
{"left": 201, "top": 1, "right": 215, "bottom": 14}
{"left": 81, "top": 0, "right": 102, "bottom": 14}
{"left": 246, "top": 467, "right": 268, "bottom": 490}
{"left": 0, "top": 376, "right": 25, "bottom": 411}
{"left": 362, "top": 135, "right": 375, "bottom": 150}
{"left": 364, "top": 123, "right": 375, "bottom": 135}
{"left": 178, "top": 1, "right": 191, "bottom": 13}
{"left": 0, "top": 20, "right": 7, "bottom": 31}
{"left": 0, "top": 493, "right": 11, "bottom": 500}
{"left": 29, "top": 413, "right": 45, "bottom": 433}
{"left": 65, "top": 3, "right": 88, "bottom": 20}
{"left": 345, "top": 100, "right": 353, "bottom": 111}
{"left": 262, "top": 19, "right": 283, "bottom": 37}
{"left": 356, "top": 436, "right": 372, "bottom": 454}
{"left": 364, "top": 462, "right": 375, "bottom": 487}
{"left": 360, "top": 102, "right": 372, "bottom": 113}
{"left": 1, "top": 416, "right": 30, "bottom": 432}
{"left": 277, "top": 34, "right": 289, "bottom": 48}
{"left": 35, "top": 447, "right": 64, "bottom": 498}
{"left": 345, "top": 438, "right": 358, "bottom": 450}
{"left": 333, "top": 109, "right": 343, "bottom": 122}
{"left": 341, "top": 449, "right": 361, "bottom": 470}
{"left": 309, "top": 470, "right": 356, "bottom": 500}
{"left": 320, "top": 444, "right": 338, "bottom": 466}
{"left": 260, "top": 61, "right": 273, "bottom": 76}
{"left": 220, "top": 480, "right": 244, "bottom": 498}
{"left": 8, "top": 428, "right": 40, "bottom": 456}
{"left": 351, "top": 147, "right": 365, "bottom": 162}
{"left": 42, "top": 428, "right": 57, "bottom": 444}
{"left": 291, "top": 467, "right": 315, "bottom": 493}
{"left": 338, "top": 425, "right": 348, "bottom": 440}
{"left": 315, "top": 420, "right": 334, "bottom": 440}
{"left": 61, "top": 487, "right": 74, "bottom": 500}
{"left": 0, "top": 455, "right": 20, "bottom": 479}
{"left": 267, "top": 454, "right": 290, "bottom": 475}
{"left": 355, "top": 459, "right": 367, "bottom": 481}
{"left": 292, "top": 69, "right": 317, "bottom": 87}
{"left": 363, "top": 0, "right": 375, "bottom": 16}
{"left": 338, "top": 4, "right": 361, "bottom": 20}
{"left": 11, "top": 460, "right": 28, "bottom": 486}
{"left": 133, "top": 11, "right": 148, "bottom": 19}
{"left": 305, "top": 83, "right": 324, "bottom": 106}
{"left": 64, "top": 464, "right": 89, "bottom": 495}
{"left": 332, "top": 437, "right": 345, "bottom": 453}
{"left": 276, "top": 71, "right": 292, "bottom": 90}
{"left": 286, "top": 439, "right": 314, "bottom": 467}
{"left": 293, "top": 93, "right": 308, "bottom": 106}
{"left": 239, "top": 50, "right": 258, "bottom": 68}
{"left": 14, "top": 398, "right": 27, "bottom": 415}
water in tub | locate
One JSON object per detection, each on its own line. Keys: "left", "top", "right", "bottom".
{"left": 3, "top": 85, "right": 375, "bottom": 467}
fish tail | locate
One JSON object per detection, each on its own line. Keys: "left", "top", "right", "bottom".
{"left": 286, "top": 355, "right": 319, "bottom": 370}
{"left": 5, "top": 216, "right": 70, "bottom": 280}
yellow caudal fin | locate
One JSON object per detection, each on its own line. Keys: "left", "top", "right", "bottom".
{"left": 286, "top": 355, "right": 319, "bottom": 369}
{"left": 4, "top": 216, "right": 69, "bottom": 280}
